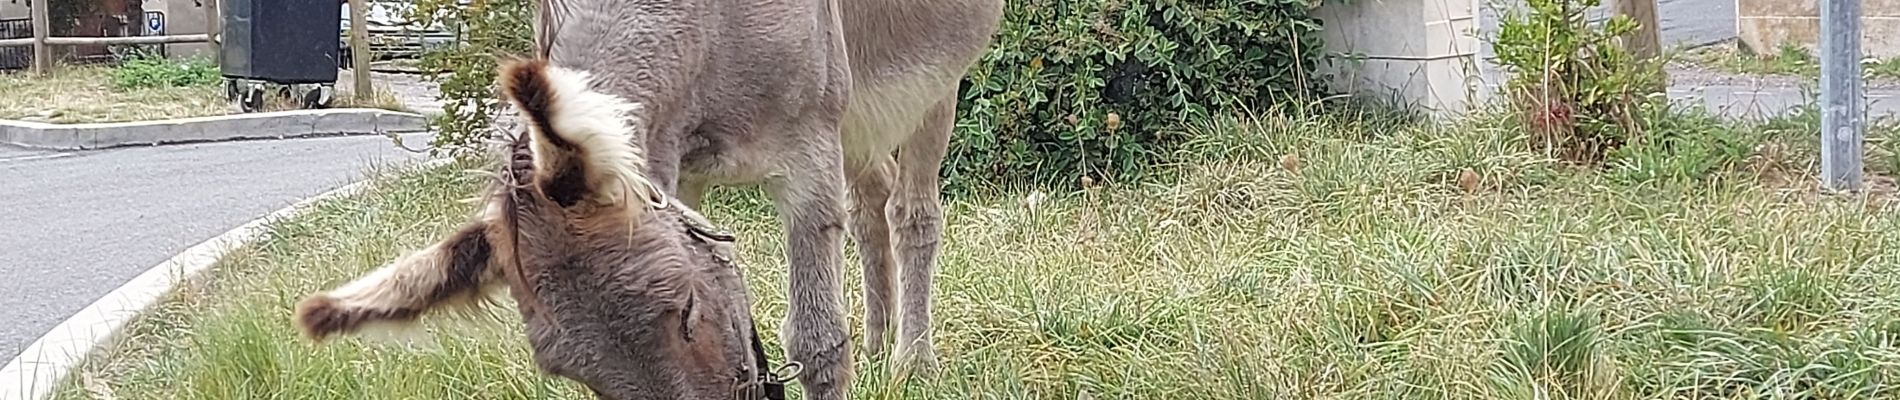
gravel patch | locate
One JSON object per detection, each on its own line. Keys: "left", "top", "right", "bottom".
{"left": 336, "top": 69, "right": 445, "bottom": 116}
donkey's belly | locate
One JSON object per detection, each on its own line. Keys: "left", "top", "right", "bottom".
{"left": 836, "top": 0, "right": 1003, "bottom": 163}
{"left": 839, "top": 70, "right": 962, "bottom": 163}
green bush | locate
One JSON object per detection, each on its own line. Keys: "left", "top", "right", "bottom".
{"left": 950, "top": 0, "right": 1331, "bottom": 188}
{"left": 1491, "top": 0, "right": 1664, "bottom": 163}
{"left": 408, "top": 0, "right": 1332, "bottom": 182}
{"left": 411, "top": 0, "right": 535, "bottom": 157}
{"left": 111, "top": 56, "right": 220, "bottom": 90}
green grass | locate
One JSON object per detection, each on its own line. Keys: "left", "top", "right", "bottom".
{"left": 45, "top": 108, "right": 1900, "bottom": 399}
{"left": 1681, "top": 43, "right": 1900, "bottom": 81}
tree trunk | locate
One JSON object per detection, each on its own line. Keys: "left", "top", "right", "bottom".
{"left": 1617, "top": 0, "right": 1666, "bottom": 95}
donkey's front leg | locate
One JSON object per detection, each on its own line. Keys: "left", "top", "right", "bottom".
{"left": 769, "top": 143, "right": 854, "bottom": 400}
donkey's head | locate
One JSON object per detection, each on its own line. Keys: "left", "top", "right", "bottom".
{"left": 295, "top": 60, "right": 776, "bottom": 400}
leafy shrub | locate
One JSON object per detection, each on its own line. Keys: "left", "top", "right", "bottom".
{"left": 410, "top": 0, "right": 535, "bottom": 156}
{"left": 951, "top": 0, "right": 1331, "bottom": 187}
{"left": 405, "top": 0, "right": 1332, "bottom": 181}
{"left": 1491, "top": 0, "right": 1664, "bottom": 163}
{"left": 111, "top": 56, "right": 220, "bottom": 90}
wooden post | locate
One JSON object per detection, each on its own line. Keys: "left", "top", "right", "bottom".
{"left": 348, "top": 0, "right": 372, "bottom": 101}
{"left": 204, "top": 0, "right": 221, "bottom": 66}
{"left": 1616, "top": 0, "right": 1665, "bottom": 94}
{"left": 1615, "top": 0, "right": 1662, "bottom": 60}
{"left": 29, "top": 0, "right": 48, "bottom": 75}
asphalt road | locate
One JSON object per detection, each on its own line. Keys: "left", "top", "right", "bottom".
{"left": 0, "top": 134, "right": 432, "bottom": 361}
{"left": 1477, "top": 0, "right": 1737, "bottom": 48}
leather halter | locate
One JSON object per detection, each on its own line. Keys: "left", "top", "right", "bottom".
{"left": 675, "top": 204, "right": 792, "bottom": 400}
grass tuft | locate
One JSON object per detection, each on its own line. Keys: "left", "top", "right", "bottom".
{"left": 1492, "top": 306, "right": 1608, "bottom": 399}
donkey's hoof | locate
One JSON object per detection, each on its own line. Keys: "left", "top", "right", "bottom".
{"left": 889, "top": 344, "right": 940, "bottom": 377}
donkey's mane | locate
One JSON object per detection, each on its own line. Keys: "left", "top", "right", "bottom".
{"left": 532, "top": 0, "right": 572, "bottom": 59}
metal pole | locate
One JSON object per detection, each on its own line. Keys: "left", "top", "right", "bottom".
{"left": 1821, "top": 0, "right": 1864, "bottom": 191}
{"left": 29, "top": 0, "right": 48, "bottom": 75}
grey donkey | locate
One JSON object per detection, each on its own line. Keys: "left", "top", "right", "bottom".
{"left": 304, "top": 0, "right": 1004, "bottom": 397}
{"left": 299, "top": 60, "right": 795, "bottom": 400}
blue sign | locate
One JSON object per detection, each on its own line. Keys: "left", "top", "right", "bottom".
{"left": 144, "top": 11, "right": 164, "bottom": 35}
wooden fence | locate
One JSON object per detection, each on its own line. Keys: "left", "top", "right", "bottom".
{"left": 0, "top": 0, "right": 221, "bottom": 74}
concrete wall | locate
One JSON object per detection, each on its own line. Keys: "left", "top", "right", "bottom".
{"left": 1316, "top": 0, "right": 1484, "bottom": 117}
{"left": 1738, "top": 0, "right": 1900, "bottom": 57}
{"left": 2, "top": 0, "right": 29, "bottom": 20}
{"left": 142, "top": 0, "right": 212, "bottom": 57}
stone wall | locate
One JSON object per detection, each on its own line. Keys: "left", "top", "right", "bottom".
{"left": 1315, "top": 0, "right": 1484, "bottom": 117}
{"left": 1738, "top": 0, "right": 1900, "bottom": 57}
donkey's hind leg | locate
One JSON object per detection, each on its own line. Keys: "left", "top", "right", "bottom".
{"left": 846, "top": 156, "right": 899, "bottom": 357}
{"left": 890, "top": 96, "right": 955, "bottom": 371}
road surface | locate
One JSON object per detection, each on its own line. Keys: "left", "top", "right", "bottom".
{"left": 1473, "top": 0, "right": 1900, "bottom": 119}
{"left": 0, "top": 134, "right": 432, "bottom": 361}
{"left": 1478, "top": 0, "right": 1737, "bottom": 49}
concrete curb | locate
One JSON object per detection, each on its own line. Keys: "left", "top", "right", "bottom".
{"left": 0, "top": 158, "right": 455, "bottom": 400}
{"left": 0, "top": 109, "right": 429, "bottom": 151}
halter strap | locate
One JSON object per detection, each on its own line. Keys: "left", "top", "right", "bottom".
{"left": 676, "top": 209, "right": 792, "bottom": 400}
{"left": 749, "top": 326, "right": 790, "bottom": 400}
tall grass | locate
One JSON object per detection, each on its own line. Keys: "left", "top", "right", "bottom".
{"left": 47, "top": 108, "right": 1900, "bottom": 399}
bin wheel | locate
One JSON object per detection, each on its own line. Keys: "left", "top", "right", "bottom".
{"left": 223, "top": 79, "right": 240, "bottom": 103}
{"left": 304, "top": 85, "right": 335, "bottom": 109}
{"left": 240, "top": 84, "right": 265, "bottom": 113}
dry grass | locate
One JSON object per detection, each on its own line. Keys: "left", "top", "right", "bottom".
{"left": 259, "top": 85, "right": 411, "bottom": 114}
{"left": 332, "top": 87, "right": 412, "bottom": 113}
{"left": 0, "top": 65, "right": 413, "bottom": 125}
{"left": 0, "top": 66, "right": 227, "bottom": 124}
{"left": 39, "top": 110, "right": 1900, "bottom": 399}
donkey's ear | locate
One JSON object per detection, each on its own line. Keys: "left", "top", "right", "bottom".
{"left": 296, "top": 220, "right": 500, "bottom": 341}
{"left": 497, "top": 59, "right": 652, "bottom": 209}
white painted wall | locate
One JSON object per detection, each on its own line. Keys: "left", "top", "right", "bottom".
{"left": 146, "top": 0, "right": 212, "bottom": 57}
{"left": 1316, "top": 0, "right": 1486, "bottom": 117}
{"left": 1, "top": 0, "right": 29, "bottom": 20}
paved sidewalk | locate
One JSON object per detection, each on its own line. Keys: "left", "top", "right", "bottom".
{"left": 0, "top": 73, "right": 446, "bottom": 362}
{"left": 0, "top": 134, "right": 434, "bottom": 360}
{"left": 1669, "top": 83, "right": 1900, "bottom": 120}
